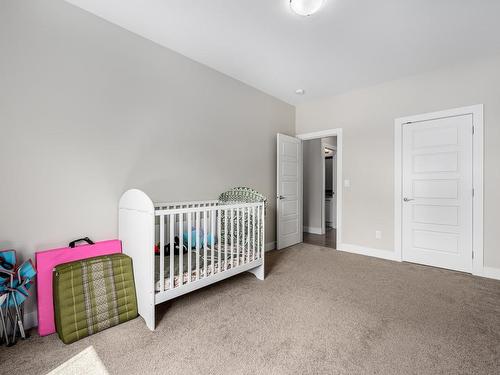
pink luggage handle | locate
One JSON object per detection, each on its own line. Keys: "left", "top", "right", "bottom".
{"left": 68, "top": 237, "right": 95, "bottom": 248}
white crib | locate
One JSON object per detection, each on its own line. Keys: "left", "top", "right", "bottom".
{"left": 118, "top": 189, "right": 265, "bottom": 330}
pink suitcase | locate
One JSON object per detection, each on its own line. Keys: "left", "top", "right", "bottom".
{"left": 35, "top": 238, "right": 122, "bottom": 336}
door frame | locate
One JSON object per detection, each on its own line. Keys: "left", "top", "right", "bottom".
{"left": 394, "top": 105, "right": 483, "bottom": 275}
{"left": 296, "top": 128, "right": 343, "bottom": 247}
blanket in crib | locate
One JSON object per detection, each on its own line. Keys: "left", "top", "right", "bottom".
{"left": 155, "top": 247, "right": 255, "bottom": 291}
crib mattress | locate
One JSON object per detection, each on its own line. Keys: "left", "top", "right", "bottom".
{"left": 154, "top": 247, "right": 255, "bottom": 292}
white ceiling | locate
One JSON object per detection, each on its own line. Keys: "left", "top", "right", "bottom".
{"left": 65, "top": 0, "right": 500, "bottom": 105}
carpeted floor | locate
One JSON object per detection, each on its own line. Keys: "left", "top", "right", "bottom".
{"left": 2, "top": 243, "right": 500, "bottom": 374}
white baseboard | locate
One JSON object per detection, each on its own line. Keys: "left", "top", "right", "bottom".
{"left": 0, "top": 310, "right": 38, "bottom": 337}
{"left": 265, "top": 241, "right": 276, "bottom": 252}
{"left": 478, "top": 266, "right": 500, "bottom": 281}
{"left": 338, "top": 243, "right": 400, "bottom": 262}
{"left": 24, "top": 310, "right": 38, "bottom": 330}
{"left": 303, "top": 226, "right": 322, "bottom": 235}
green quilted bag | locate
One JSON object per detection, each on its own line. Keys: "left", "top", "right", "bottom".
{"left": 53, "top": 254, "right": 138, "bottom": 344}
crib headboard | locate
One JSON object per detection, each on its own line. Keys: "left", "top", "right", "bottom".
{"left": 119, "top": 189, "right": 155, "bottom": 330}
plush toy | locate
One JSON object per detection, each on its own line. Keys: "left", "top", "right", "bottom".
{"left": 206, "top": 233, "right": 216, "bottom": 247}
{"left": 182, "top": 228, "right": 216, "bottom": 248}
{"left": 183, "top": 228, "right": 203, "bottom": 248}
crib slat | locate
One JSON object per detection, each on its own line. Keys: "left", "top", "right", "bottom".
{"left": 236, "top": 207, "right": 240, "bottom": 267}
{"left": 159, "top": 214, "right": 165, "bottom": 292}
{"left": 169, "top": 214, "right": 174, "bottom": 289}
{"left": 217, "top": 208, "right": 221, "bottom": 273}
{"left": 211, "top": 210, "right": 215, "bottom": 274}
{"left": 187, "top": 212, "right": 192, "bottom": 283}
{"left": 196, "top": 211, "right": 200, "bottom": 280}
{"left": 203, "top": 210, "right": 208, "bottom": 277}
{"left": 178, "top": 213, "right": 183, "bottom": 286}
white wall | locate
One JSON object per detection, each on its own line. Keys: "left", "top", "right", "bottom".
{"left": 303, "top": 139, "right": 323, "bottom": 233}
{"left": 0, "top": 0, "right": 294, "bottom": 317}
{"left": 296, "top": 54, "right": 500, "bottom": 269}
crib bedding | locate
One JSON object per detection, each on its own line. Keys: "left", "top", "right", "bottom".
{"left": 154, "top": 247, "right": 254, "bottom": 291}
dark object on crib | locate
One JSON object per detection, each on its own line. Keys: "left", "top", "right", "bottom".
{"left": 163, "top": 236, "right": 188, "bottom": 256}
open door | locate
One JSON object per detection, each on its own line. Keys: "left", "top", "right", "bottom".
{"left": 277, "top": 133, "right": 303, "bottom": 250}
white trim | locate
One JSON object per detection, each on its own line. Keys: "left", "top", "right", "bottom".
{"left": 265, "top": 241, "right": 276, "bottom": 252}
{"left": 338, "top": 243, "right": 400, "bottom": 262}
{"left": 24, "top": 310, "right": 38, "bottom": 329}
{"left": 296, "top": 128, "right": 343, "bottom": 246}
{"left": 394, "top": 105, "right": 484, "bottom": 275}
{"left": 1, "top": 310, "right": 40, "bottom": 333}
{"left": 303, "top": 226, "right": 322, "bottom": 235}
{"left": 479, "top": 267, "right": 500, "bottom": 281}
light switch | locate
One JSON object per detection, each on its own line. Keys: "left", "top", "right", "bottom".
{"left": 344, "top": 179, "right": 350, "bottom": 188}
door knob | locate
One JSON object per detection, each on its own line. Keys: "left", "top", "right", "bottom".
{"left": 403, "top": 197, "right": 414, "bottom": 202}
{"left": 277, "top": 195, "right": 285, "bottom": 200}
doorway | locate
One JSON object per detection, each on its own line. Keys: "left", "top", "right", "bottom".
{"left": 276, "top": 129, "right": 343, "bottom": 251}
{"left": 276, "top": 129, "right": 342, "bottom": 253}
{"left": 301, "top": 137, "right": 337, "bottom": 249}
{"left": 395, "top": 105, "right": 483, "bottom": 274}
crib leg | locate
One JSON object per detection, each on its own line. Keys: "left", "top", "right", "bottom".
{"left": 248, "top": 264, "right": 265, "bottom": 281}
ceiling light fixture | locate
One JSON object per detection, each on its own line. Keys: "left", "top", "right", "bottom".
{"left": 295, "top": 88, "right": 306, "bottom": 95}
{"left": 290, "top": 0, "right": 325, "bottom": 16}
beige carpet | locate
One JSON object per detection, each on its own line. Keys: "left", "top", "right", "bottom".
{"left": 2, "top": 243, "right": 500, "bottom": 374}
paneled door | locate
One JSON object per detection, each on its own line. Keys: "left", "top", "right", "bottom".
{"left": 402, "top": 114, "right": 473, "bottom": 272}
{"left": 277, "top": 134, "right": 302, "bottom": 250}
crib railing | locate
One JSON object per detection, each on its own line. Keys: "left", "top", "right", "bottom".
{"left": 154, "top": 200, "right": 219, "bottom": 211}
{"left": 154, "top": 201, "right": 265, "bottom": 293}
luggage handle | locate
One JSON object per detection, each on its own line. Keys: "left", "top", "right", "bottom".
{"left": 68, "top": 237, "right": 95, "bottom": 248}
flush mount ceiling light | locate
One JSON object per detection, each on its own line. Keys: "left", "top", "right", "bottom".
{"left": 290, "top": 0, "right": 325, "bottom": 16}
{"left": 295, "top": 88, "right": 306, "bottom": 95}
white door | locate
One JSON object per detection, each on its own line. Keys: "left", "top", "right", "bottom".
{"left": 402, "top": 114, "right": 473, "bottom": 272}
{"left": 277, "top": 134, "right": 302, "bottom": 249}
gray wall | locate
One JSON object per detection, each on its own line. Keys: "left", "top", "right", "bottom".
{"left": 303, "top": 139, "right": 323, "bottom": 231}
{"left": 296, "top": 54, "right": 500, "bottom": 268}
{"left": 325, "top": 158, "right": 333, "bottom": 191}
{"left": 323, "top": 136, "right": 337, "bottom": 191}
{"left": 0, "top": 0, "right": 294, "bottom": 315}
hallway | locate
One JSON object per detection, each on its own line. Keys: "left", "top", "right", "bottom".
{"left": 303, "top": 228, "right": 336, "bottom": 249}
